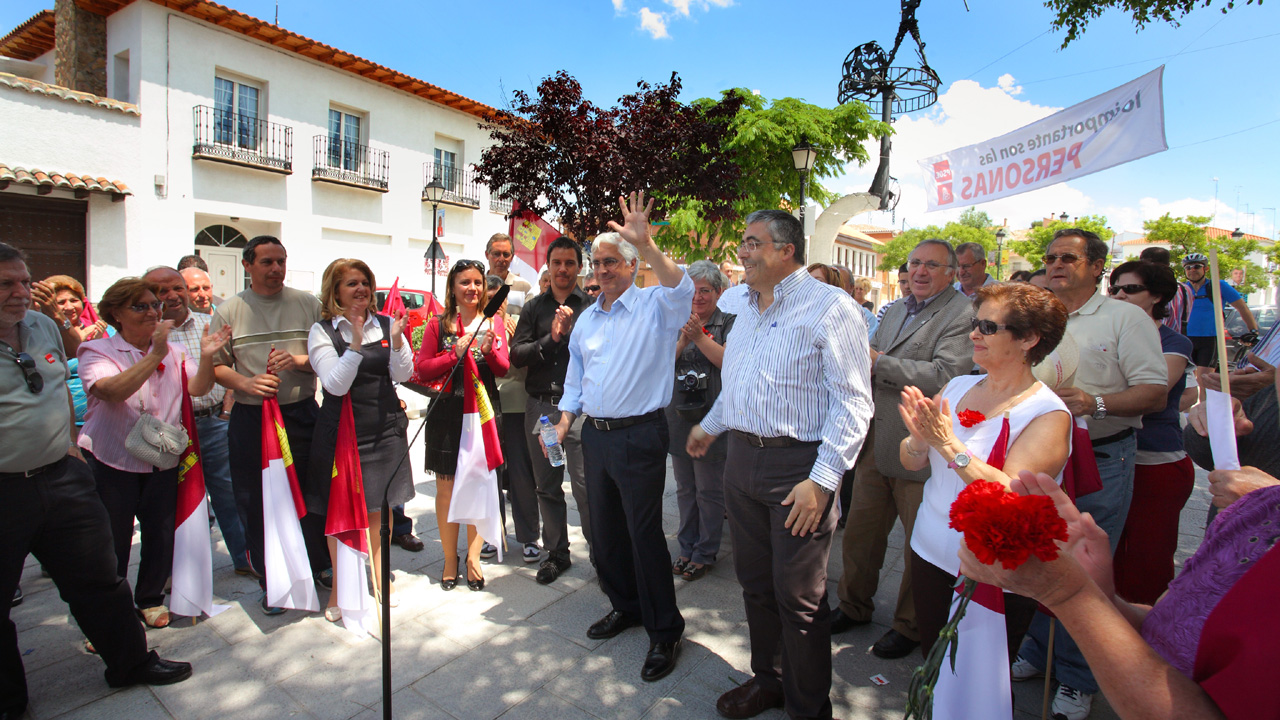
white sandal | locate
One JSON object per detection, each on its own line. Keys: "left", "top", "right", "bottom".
{"left": 324, "top": 606, "right": 342, "bottom": 622}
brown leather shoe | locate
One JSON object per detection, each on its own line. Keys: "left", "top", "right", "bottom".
{"left": 716, "top": 677, "right": 785, "bottom": 719}
{"left": 392, "top": 533, "right": 425, "bottom": 552}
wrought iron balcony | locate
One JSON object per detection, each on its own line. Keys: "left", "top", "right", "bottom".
{"left": 192, "top": 105, "right": 292, "bottom": 174}
{"left": 312, "top": 136, "right": 390, "bottom": 192}
{"left": 489, "top": 184, "right": 514, "bottom": 215}
{"left": 422, "top": 161, "right": 481, "bottom": 208}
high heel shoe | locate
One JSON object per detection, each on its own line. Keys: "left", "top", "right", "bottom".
{"left": 441, "top": 560, "right": 461, "bottom": 591}
{"left": 466, "top": 560, "right": 485, "bottom": 592}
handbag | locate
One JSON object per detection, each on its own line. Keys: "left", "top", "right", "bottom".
{"left": 124, "top": 379, "right": 188, "bottom": 470}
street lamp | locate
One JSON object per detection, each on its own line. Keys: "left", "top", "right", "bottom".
{"left": 994, "top": 227, "right": 1006, "bottom": 280}
{"left": 423, "top": 179, "right": 447, "bottom": 299}
{"left": 1059, "top": 211, "right": 1069, "bottom": 223}
{"left": 792, "top": 140, "right": 819, "bottom": 233}
{"left": 1231, "top": 227, "right": 1245, "bottom": 241}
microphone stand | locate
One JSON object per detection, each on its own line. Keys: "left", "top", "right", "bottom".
{"left": 376, "top": 296, "right": 503, "bottom": 720}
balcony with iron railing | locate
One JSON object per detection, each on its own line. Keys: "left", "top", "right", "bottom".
{"left": 312, "top": 135, "right": 390, "bottom": 192}
{"left": 192, "top": 105, "right": 292, "bottom": 174}
{"left": 489, "top": 184, "right": 514, "bottom": 215}
{"left": 422, "top": 161, "right": 481, "bottom": 208}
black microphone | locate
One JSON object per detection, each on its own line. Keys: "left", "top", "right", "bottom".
{"left": 483, "top": 284, "right": 511, "bottom": 319}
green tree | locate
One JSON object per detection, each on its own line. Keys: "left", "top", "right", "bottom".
{"left": 876, "top": 222, "right": 998, "bottom": 272}
{"left": 957, "top": 207, "right": 992, "bottom": 230}
{"left": 1008, "top": 215, "right": 1113, "bottom": 269}
{"left": 652, "top": 89, "right": 889, "bottom": 263}
{"left": 1045, "top": 0, "right": 1261, "bottom": 48}
{"left": 1146, "top": 213, "right": 1264, "bottom": 293}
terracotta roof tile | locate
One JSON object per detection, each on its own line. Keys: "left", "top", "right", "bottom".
{"left": 1205, "top": 226, "right": 1270, "bottom": 243}
{"left": 0, "top": 71, "right": 141, "bottom": 115}
{"left": 0, "top": 163, "right": 132, "bottom": 197}
{"left": 0, "top": 10, "right": 55, "bottom": 61}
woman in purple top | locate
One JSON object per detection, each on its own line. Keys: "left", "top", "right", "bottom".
{"left": 1106, "top": 260, "right": 1195, "bottom": 604}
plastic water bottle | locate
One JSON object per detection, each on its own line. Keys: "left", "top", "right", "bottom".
{"left": 538, "top": 415, "right": 566, "bottom": 467}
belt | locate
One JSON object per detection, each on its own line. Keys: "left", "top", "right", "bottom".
{"left": 0, "top": 456, "right": 66, "bottom": 481}
{"left": 1091, "top": 427, "right": 1135, "bottom": 447}
{"left": 587, "top": 409, "right": 663, "bottom": 432}
{"left": 192, "top": 406, "right": 222, "bottom": 419}
{"left": 732, "top": 430, "right": 812, "bottom": 448}
{"left": 531, "top": 393, "right": 563, "bottom": 405}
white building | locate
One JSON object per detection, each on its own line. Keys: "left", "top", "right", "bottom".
{"left": 1, "top": 0, "right": 511, "bottom": 301}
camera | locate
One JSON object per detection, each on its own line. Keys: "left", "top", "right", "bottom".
{"left": 675, "top": 369, "right": 709, "bottom": 422}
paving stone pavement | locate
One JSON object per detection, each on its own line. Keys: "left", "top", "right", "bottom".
{"left": 11, "top": 431, "right": 1212, "bottom": 720}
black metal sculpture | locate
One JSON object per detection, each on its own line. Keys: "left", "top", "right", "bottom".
{"left": 837, "top": 0, "right": 941, "bottom": 211}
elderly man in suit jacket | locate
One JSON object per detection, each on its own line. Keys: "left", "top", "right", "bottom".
{"left": 832, "top": 238, "right": 976, "bottom": 659}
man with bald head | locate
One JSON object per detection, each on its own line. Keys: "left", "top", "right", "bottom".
{"left": 181, "top": 267, "right": 217, "bottom": 315}
{"left": 142, "top": 267, "right": 251, "bottom": 578}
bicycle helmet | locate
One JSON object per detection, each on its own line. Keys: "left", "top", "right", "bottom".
{"left": 1182, "top": 252, "right": 1208, "bottom": 265}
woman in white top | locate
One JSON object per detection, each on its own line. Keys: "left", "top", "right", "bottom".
{"left": 307, "top": 259, "right": 413, "bottom": 620}
{"left": 898, "top": 282, "right": 1073, "bottom": 659}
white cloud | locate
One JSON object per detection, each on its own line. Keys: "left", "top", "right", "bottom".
{"left": 997, "top": 73, "right": 1023, "bottom": 96}
{"left": 612, "top": 0, "right": 627, "bottom": 12}
{"left": 639, "top": 7, "right": 669, "bottom": 38}
{"left": 664, "top": 0, "right": 692, "bottom": 15}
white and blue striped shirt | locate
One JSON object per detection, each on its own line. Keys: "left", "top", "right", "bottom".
{"left": 701, "top": 267, "right": 873, "bottom": 491}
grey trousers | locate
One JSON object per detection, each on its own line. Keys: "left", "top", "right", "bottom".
{"left": 725, "top": 434, "right": 836, "bottom": 720}
{"left": 671, "top": 454, "right": 726, "bottom": 565}
{"left": 524, "top": 398, "right": 590, "bottom": 562}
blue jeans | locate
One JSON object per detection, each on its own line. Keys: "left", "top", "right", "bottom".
{"left": 1018, "top": 432, "right": 1136, "bottom": 694}
{"left": 196, "top": 414, "right": 249, "bottom": 571}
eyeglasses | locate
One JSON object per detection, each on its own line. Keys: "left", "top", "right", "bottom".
{"left": 487, "top": 250, "right": 512, "bottom": 259}
{"left": 739, "top": 239, "right": 787, "bottom": 253}
{"left": 591, "top": 257, "right": 624, "bottom": 271}
{"left": 128, "top": 301, "right": 164, "bottom": 314}
{"left": 958, "top": 261, "right": 984, "bottom": 271}
{"left": 907, "top": 259, "right": 953, "bottom": 272}
{"left": 1183, "top": 263, "right": 1206, "bottom": 271}
{"left": 5, "top": 351, "right": 44, "bottom": 394}
{"left": 970, "top": 318, "right": 1018, "bottom": 336}
{"left": 584, "top": 285, "right": 601, "bottom": 292}
{"left": 1107, "top": 284, "right": 1148, "bottom": 296}
{"left": 1041, "top": 253, "right": 1085, "bottom": 266}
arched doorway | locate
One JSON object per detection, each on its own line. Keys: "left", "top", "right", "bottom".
{"left": 195, "top": 224, "right": 247, "bottom": 300}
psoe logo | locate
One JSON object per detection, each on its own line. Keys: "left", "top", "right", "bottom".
{"left": 932, "top": 160, "right": 952, "bottom": 183}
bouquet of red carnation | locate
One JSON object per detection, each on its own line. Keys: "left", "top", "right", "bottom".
{"left": 904, "top": 480, "right": 1068, "bottom": 720}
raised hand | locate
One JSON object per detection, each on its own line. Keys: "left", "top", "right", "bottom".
{"left": 605, "top": 190, "right": 655, "bottom": 249}
{"left": 390, "top": 308, "right": 408, "bottom": 348}
{"left": 551, "top": 305, "right": 575, "bottom": 342}
{"left": 149, "top": 319, "right": 175, "bottom": 358}
{"left": 454, "top": 333, "right": 473, "bottom": 359}
{"left": 30, "top": 281, "right": 60, "bottom": 321}
{"left": 900, "top": 385, "right": 954, "bottom": 450}
{"left": 480, "top": 328, "right": 496, "bottom": 355}
{"left": 349, "top": 315, "right": 364, "bottom": 349}
{"left": 200, "top": 324, "right": 232, "bottom": 358}
{"left": 680, "top": 312, "right": 702, "bottom": 343}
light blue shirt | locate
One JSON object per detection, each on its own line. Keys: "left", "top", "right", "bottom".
{"left": 560, "top": 272, "right": 695, "bottom": 419}
{"left": 859, "top": 303, "right": 879, "bottom": 337}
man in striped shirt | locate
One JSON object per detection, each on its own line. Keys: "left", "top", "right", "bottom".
{"left": 689, "top": 210, "right": 872, "bottom": 720}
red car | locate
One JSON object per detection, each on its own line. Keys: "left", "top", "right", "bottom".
{"left": 375, "top": 287, "right": 442, "bottom": 354}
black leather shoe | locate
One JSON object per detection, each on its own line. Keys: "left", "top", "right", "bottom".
{"left": 641, "top": 639, "right": 681, "bottom": 682}
{"left": 107, "top": 656, "right": 193, "bottom": 688}
{"left": 829, "top": 608, "right": 870, "bottom": 635}
{"left": 716, "top": 677, "right": 785, "bottom": 719}
{"left": 872, "top": 629, "right": 920, "bottom": 659}
{"left": 586, "top": 610, "right": 640, "bottom": 640}
{"left": 535, "top": 556, "right": 571, "bottom": 585}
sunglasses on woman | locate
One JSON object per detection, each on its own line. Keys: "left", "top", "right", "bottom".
{"left": 129, "top": 301, "right": 164, "bottom": 313}
{"left": 1107, "top": 284, "right": 1147, "bottom": 296}
{"left": 452, "top": 259, "right": 486, "bottom": 272}
{"left": 969, "top": 318, "right": 1017, "bottom": 336}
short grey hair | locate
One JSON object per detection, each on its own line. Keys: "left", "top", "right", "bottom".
{"left": 686, "top": 260, "right": 728, "bottom": 292}
{"left": 485, "top": 274, "right": 504, "bottom": 292}
{"left": 911, "top": 240, "right": 962, "bottom": 274}
{"left": 591, "top": 232, "right": 639, "bottom": 276}
{"left": 744, "top": 209, "right": 805, "bottom": 264}
{"left": 954, "top": 242, "right": 986, "bottom": 263}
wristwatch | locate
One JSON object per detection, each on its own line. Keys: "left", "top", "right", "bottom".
{"left": 947, "top": 451, "right": 971, "bottom": 470}
{"left": 61, "top": 318, "right": 73, "bottom": 331}
{"left": 1092, "top": 395, "right": 1107, "bottom": 420}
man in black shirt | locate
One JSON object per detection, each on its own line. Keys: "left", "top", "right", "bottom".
{"left": 511, "top": 237, "right": 593, "bottom": 584}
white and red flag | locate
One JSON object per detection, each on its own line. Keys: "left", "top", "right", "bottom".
{"left": 448, "top": 353, "right": 505, "bottom": 561}
{"left": 326, "top": 395, "right": 377, "bottom": 637}
{"left": 171, "top": 364, "right": 229, "bottom": 619}
{"left": 931, "top": 581, "right": 1013, "bottom": 720}
{"left": 261, "top": 396, "right": 320, "bottom": 611}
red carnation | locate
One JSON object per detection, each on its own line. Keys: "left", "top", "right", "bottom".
{"left": 957, "top": 408, "right": 986, "bottom": 428}
{"left": 948, "top": 479, "right": 1068, "bottom": 570}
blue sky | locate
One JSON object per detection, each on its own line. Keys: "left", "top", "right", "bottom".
{"left": 4, "top": 0, "right": 1278, "bottom": 236}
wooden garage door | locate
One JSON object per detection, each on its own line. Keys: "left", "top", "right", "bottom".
{"left": 0, "top": 194, "right": 88, "bottom": 285}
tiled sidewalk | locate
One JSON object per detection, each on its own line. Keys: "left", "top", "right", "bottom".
{"left": 11, "top": 436, "right": 1210, "bottom": 719}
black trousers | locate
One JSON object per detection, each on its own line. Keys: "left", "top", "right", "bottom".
{"left": 502, "top": 411, "right": 539, "bottom": 545}
{"left": 582, "top": 416, "right": 684, "bottom": 643}
{"left": 1, "top": 457, "right": 154, "bottom": 713}
{"left": 723, "top": 435, "right": 836, "bottom": 720}
{"left": 84, "top": 452, "right": 177, "bottom": 610}
{"left": 911, "top": 549, "right": 1039, "bottom": 661}
{"left": 227, "top": 399, "right": 330, "bottom": 586}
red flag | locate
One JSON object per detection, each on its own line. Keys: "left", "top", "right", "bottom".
{"left": 171, "top": 363, "right": 228, "bottom": 618}
{"left": 382, "top": 278, "right": 406, "bottom": 320}
{"left": 509, "top": 201, "right": 561, "bottom": 285}
{"left": 80, "top": 299, "right": 99, "bottom": 327}
{"left": 326, "top": 396, "right": 370, "bottom": 554}
{"left": 325, "top": 395, "right": 376, "bottom": 635}
{"left": 448, "top": 352, "right": 505, "bottom": 560}
{"left": 261, "top": 395, "right": 319, "bottom": 611}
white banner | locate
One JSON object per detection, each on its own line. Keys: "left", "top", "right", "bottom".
{"left": 920, "top": 66, "right": 1167, "bottom": 211}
